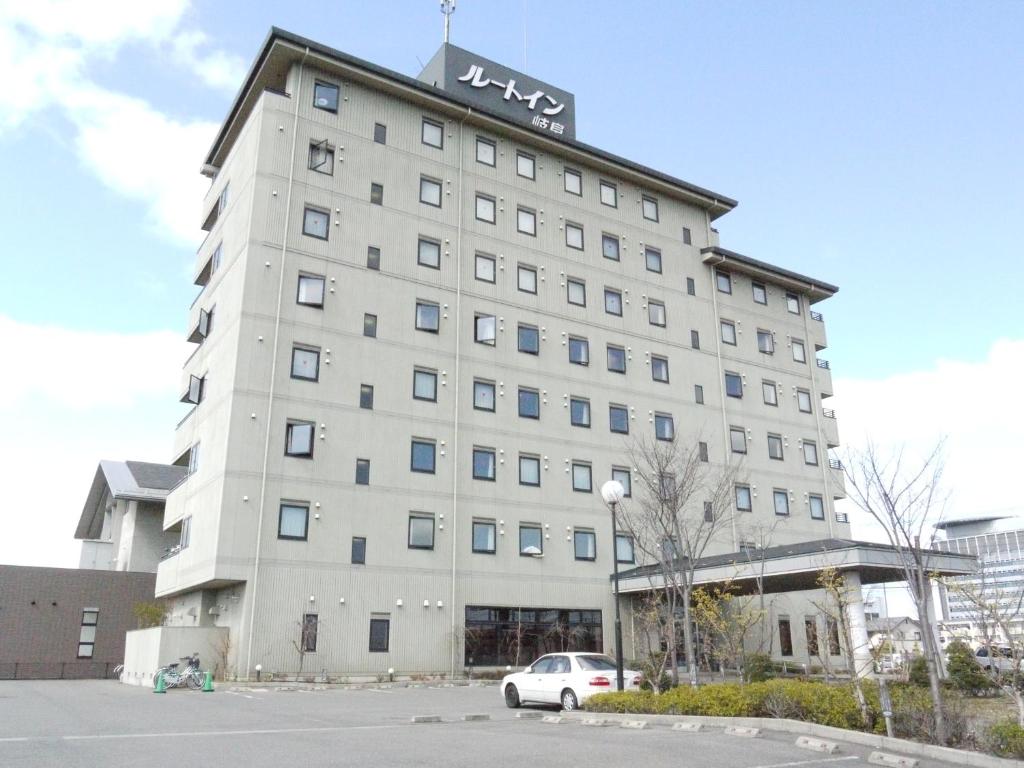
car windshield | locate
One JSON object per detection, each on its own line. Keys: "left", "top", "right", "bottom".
{"left": 576, "top": 655, "right": 618, "bottom": 671}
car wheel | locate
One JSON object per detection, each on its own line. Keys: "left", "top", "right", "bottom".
{"left": 504, "top": 684, "right": 521, "bottom": 709}
{"left": 561, "top": 689, "right": 578, "bottom": 712}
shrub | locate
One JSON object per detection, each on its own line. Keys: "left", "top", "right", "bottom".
{"left": 985, "top": 721, "right": 1024, "bottom": 759}
{"left": 630, "top": 654, "right": 672, "bottom": 693}
{"left": 908, "top": 655, "right": 930, "bottom": 687}
{"left": 945, "top": 640, "right": 994, "bottom": 695}
{"left": 744, "top": 653, "right": 775, "bottom": 683}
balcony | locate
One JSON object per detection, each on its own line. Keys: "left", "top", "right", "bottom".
{"left": 810, "top": 310, "right": 824, "bottom": 322}
{"left": 823, "top": 408, "right": 836, "bottom": 419}
{"left": 829, "top": 458, "right": 844, "bottom": 470}
{"left": 816, "top": 358, "right": 830, "bottom": 369}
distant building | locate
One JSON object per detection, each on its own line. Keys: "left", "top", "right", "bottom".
{"left": 866, "top": 616, "right": 923, "bottom": 658}
{"left": 75, "top": 460, "right": 187, "bottom": 572}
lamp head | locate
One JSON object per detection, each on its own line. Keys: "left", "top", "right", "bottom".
{"left": 601, "top": 480, "right": 625, "bottom": 506}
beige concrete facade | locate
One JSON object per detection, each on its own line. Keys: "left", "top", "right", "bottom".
{"left": 157, "top": 32, "right": 846, "bottom": 680}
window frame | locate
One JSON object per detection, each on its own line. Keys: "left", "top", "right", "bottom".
{"left": 735, "top": 485, "right": 753, "bottom": 512}
{"left": 644, "top": 246, "right": 662, "bottom": 274}
{"left": 373, "top": 123, "right": 387, "bottom": 144}
{"left": 475, "top": 136, "right": 496, "bottom": 166}
{"left": 516, "top": 150, "right": 536, "bottom": 180}
{"left": 768, "top": 433, "right": 785, "bottom": 461}
{"left": 519, "top": 455, "right": 541, "bottom": 487}
{"left": 604, "top": 287, "right": 623, "bottom": 316}
{"left": 573, "top": 529, "right": 597, "bottom": 561}
{"left": 421, "top": 117, "right": 444, "bottom": 149}
{"left": 475, "top": 193, "right": 496, "bottom": 224}
{"left": 566, "top": 278, "right": 587, "bottom": 307}
{"left": 516, "top": 206, "right": 537, "bottom": 236}
{"left": 730, "top": 427, "right": 747, "bottom": 454}
{"left": 606, "top": 344, "right": 626, "bottom": 374}
{"left": 774, "top": 490, "right": 791, "bottom": 517}
{"left": 369, "top": 617, "right": 390, "bottom": 652}
{"left": 474, "top": 314, "right": 496, "bottom": 346}
{"left": 302, "top": 206, "right": 330, "bottom": 240}
{"left": 367, "top": 245, "right": 381, "bottom": 270}
{"left": 363, "top": 313, "right": 377, "bottom": 338}
{"left": 651, "top": 355, "right": 669, "bottom": 383}
{"left": 517, "top": 264, "right": 538, "bottom": 294}
{"left": 408, "top": 513, "right": 435, "bottom": 550}
{"left": 792, "top": 339, "right": 807, "bottom": 364}
{"left": 278, "top": 502, "right": 309, "bottom": 541}
{"left": 724, "top": 371, "right": 743, "bottom": 398}
{"left": 518, "top": 387, "right": 540, "bottom": 419}
{"left": 313, "top": 80, "right": 339, "bottom": 113}
{"left": 786, "top": 292, "right": 801, "bottom": 315}
{"left": 472, "top": 447, "right": 497, "bottom": 481}
{"left": 720, "top": 319, "right": 737, "bottom": 345}
{"left": 308, "top": 141, "right": 334, "bottom": 174}
{"left": 472, "top": 520, "right": 497, "bottom": 554}
{"left": 565, "top": 221, "right": 584, "bottom": 250}
{"left": 642, "top": 195, "right": 659, "bottom": 222}
{"left": 564, "top": 167, "right": 582, "bottom": 196}
{"left": 475, "top": 252, "right": 496, "bottom": 283}
{"left": 803, "top": 440, "right": 819, "bottom": 466}
{"left": 612, "top": 467, "right": 632, "bottom": 498}
{"left": 602, "top": 233, "right": 620, "bottom": 261}
{"left": 648, "top": 300, "right": 666, "bottom": 327}
{"left": 415, "top": 301, "right": 440, "bottom": 333}
{"left": 370, "top": 182, "right": 384, "bottom": 206}
{"left": 599, "top": 180, "right": 618, "bottom": 207}
{"left": 757, "top": 329, "right": 775, "bottom": 355}
{"left": 413, "top": 368, "right": 438, "bottom": 403}
{"left": 355, "top": 458, "right": 370, "bottom": 486}
{"left": 797, "top": 389, "right": 813, "bottom": 414}
{"left": 351, "top": 536, "right": 366, "bottom": 564}
{"left": 762, "top": 380, "right": 779, "bottom": 406}
{"left": 616, "top": 533, "right": 635, "bottom": 564}
{"left": 519, "top": 524, "right": 543, "bottom": 556}
{"left": 571, "top": 462, "right": 593, "bottom": 493}
{"left": 290, "top": 345, "right": 320, "bottom": 382}
{"left": 359, "top": 383, "right": 374, "bottom": 409}
{"left": 570, "top": 397, "right": 591, "bottom": 428}
{"left": 284, "top": 421, "right": 314, "bottom": 458}
{"left": 568, "top": 336, "right": 589, "bottom": 366}
{"left": 473, "top": 380, "right": 496, "bottom": 412}
{"left": 417, "top": 237, "right": 441, "bottom": 269}
{"left": 716, "top": 269, "right": 732, "bottom": 294}
{"left": 654, "top": 412, "right": 675, "bottom": 441}
{"left": 410, "top": 439, "right": 436, "bottom": 474}
{"left": 752, "top": 282, "right": 768, "bottom": 305}
{"left": 418, "top": 175, "right": 442, "bottom": 208}
{"left": 609, "top": 404, "right": 629, "bottom": 435}
{"left": 517, "top": 324, "right": 540, "bottom": 355}
{"left": 809, "top": 494, "right": 825, "bottom": 520}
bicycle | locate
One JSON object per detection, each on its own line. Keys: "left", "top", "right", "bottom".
{"left": 154, "top": 653, "right": 205, "bottom": 690}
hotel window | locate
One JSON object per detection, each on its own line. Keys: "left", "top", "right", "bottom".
{"left": 572, "top": 462, "right": 593, "bottom": 492}
{"left": 476, "top": 136, "right": 496, "bottom": 166}
{"left": 77, "top": 609, "right": 98, "bottom": 658}
{"left": 691, "top": 330, "right": 700, "bottom": 349}
{"left": 682, "top": 227, "right": 692, "bottom": 245}
{"left": 570, "top": 397, "right": 591, "bottom": 428}
{"left": 355, "top": 459, "right": 370, "bottom": 486}
{"left": 352, "top": 536, "right": 366, "bottom": 564}
{"left": 695, "top": 384, "right": 704, "bottom": 404}
{"left": 792, "top": 339, "right": 806, "bottom": 363}
{"left": 518, "top": 324, "right": 539, "bottom": 354}
{"left": 805, "top": 618, "right": 819, "bottom": 655}
{"left": 474, "top": 314, "right": 496, "bottom": 345}
{"left": 285, "top": 421, "right": 314, "bottom": 458}
{"left": 716, "top": 270, "right": 732, "bottom": 294}
{"left": 774, "top": 490, "right": 790, "bottom": 517}
{"left": 642, "top": 195, "right": 659, "bottom": 221}
{"left": 566, "top": 222, "right": 584, "bottom": 250}
{"left": 655, "top": 413, "right": 674, "bottom": 441}
{"left": 736, "top": 485, "right": 753, "bottom": 512}
{"left": 413, "top": 369, "right": 437, "bottom": 402}
{"left": 473, "top": 520, "right": 497, "bottom": 553}
{"left": 604, "top": 288, "right": 623, "bottom": 316}
{"left": 699, "top": 441, "right": 709, "bottom": 462}
{"left": 370, "top": 182, "right": 383, "bottom": 205}
{"left": 600, "top": 180, "right": 617, "bottom": 207}
{"left": 410, "top": 439, "right": 436, "bottom": 473}
{"left": 475, "top": 252, "right": 496, "bottom": 282}
{"left": 520, "top": 525, "right": 543, "bottom": 555}
{"left": 768, "top": 434, "right": 784, "bottom": 460}
{"left": 645, "top": 246, "right": 662, "bottom": 273}
{"left": 302, "top": 206, "right": 329, "bottom": 240}
{"left": 720, "top": 320, "right": 737, "bottom": 345}
{"left": 648, "top": 300, "right": 666, "bottom": 327}
{"left": 519, "top": 455, "right": 541, "bottom": 487}
{"left": 363, "top": 313, "right": 377, "bottom": 338}
{"left": 313, "top": 81, "right": 339, "bottom": 112}
{"left": 752, "top": 282, "right": 767, "bottom": 305}
{"left": 360, "top": 384, "right": 374, "bottom": 409}
{"left": 518, "top": 387, "right": 540, "bottom": 419}
{"left": 797, "top": 389, "right": 813, "bottom": 413}
{"left": 567, "top": 278, "right": 586, "bottom": 306}
{"left": 762, "top": 380, "right": 778, "bottom": 406}
{"left": 518, "top": 264, "right": 538, "bottom": 294}
{"left": 602, "top": 233, "right": 620, "bottom": 261}
{"left": 607, "top": 345, "right": 626, "bottom": 373}
{"left": 473, "top": 380, "right": 496, "bottom": 412}
{"left": 408, "top": 513, "right": 435, "bottom": 549}
{"left": 473, "top": 447, "right": 496, "bottom": 480}
{"left": 415, "top": 301, "right": 439, "bottom": 332}
{"left": 475, "top": 193, "right": 496, "bottom": 223}
{"left": 369, "top": 616, "right": 390, "bottom": 652}
{"left": 291, "top": 346, "right": 320, "bottom": 381}
{"left": 803, "top": 440, "right": 819, "bottom": 466}
{"left": 786, "top": 292, "right": 801, "bottom": 315}
{"left": 421, "top": 118, "right": 444, "bottom": 149}
{"left": 278, "top": 503, "right": 309, "bottom": 540}
{"left": 574, "top": 530, "right": 597, "bottom": 561}
{"left": 612, "top": 467, "right": 632, "bottom": 497}
{"left": 419, "top": 176, "right": 442, "bottom": 207}
{"left": 181, "top": 374, "right": 205, "bottom": 406}
{"left": 517, "top": 206, "right": 536, "bottom": 236}
{"left": 568, "top": 337, "right": 589, "bottom": 365}
{"left": 757, "top": 329, "right": 775, "bottom": 354}
{"left": 309, "top": 141, "right": 334, "bottom": 174}
{"left": 609, "top": 404, "right": 629, "bottom": 434}
{"left": 651, "top": 355, "right": 669, "bottom": 382}
{"left": 725, "top": 372, "right": 742, "bottom": 398}
{"left": 516, "top": 151, "right": 535, "bottom": 179}
{"left": 686, "top": 277, "right": 696, "bottom": 296}
{"left": 373, "top": 123, "right": 387, "bottom": 144}
{"left": 564, "top": 167, "right": 582, "bottom": 195}
{"left": 779, "top": 618, "right": 794, "bottom": 657}
{"left": 616, "top": 534, "right": 635, "bottom": 564}
{"left": 730, "top": 427, "right": 747, "bottom": 454}
{"left": 809, "top": 494, "right": 825, "bottom": 520}
{"left": 367, "top": 246, "right": 381, "bottom": 270}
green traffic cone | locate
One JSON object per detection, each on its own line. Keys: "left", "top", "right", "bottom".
{"left": 202, "top": 670, "right": 214, "bottom": 692}
{"left": 154, "top": 672, "right": 166, "bottom": 694}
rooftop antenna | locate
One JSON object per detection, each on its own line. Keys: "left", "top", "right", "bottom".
{"left": 440, "top": 0, "right": 456, "bottom": 44}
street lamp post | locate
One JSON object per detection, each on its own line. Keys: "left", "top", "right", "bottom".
{"left": 601, "top": 479, "right": 626, "bottom": 692}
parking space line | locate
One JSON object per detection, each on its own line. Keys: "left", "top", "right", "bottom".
{"left": 746, "top": 757, "right": 859, "bottom": 768}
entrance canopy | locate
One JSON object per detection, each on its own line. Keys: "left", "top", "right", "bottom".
{"left": 613, "top": 538, "right": 977, "bottom": 596}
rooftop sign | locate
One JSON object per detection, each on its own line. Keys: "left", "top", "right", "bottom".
{"left": 418, "top": 44, "right": 576, "bottom": 141}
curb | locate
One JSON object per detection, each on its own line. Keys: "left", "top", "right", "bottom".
{"left": 564, "top": 712, "right": 1022, "bottom": 768}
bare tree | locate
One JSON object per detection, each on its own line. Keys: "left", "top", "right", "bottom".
{"left": 813, "top": 566, "right": 871, "bottom": 727}
{"left": 692, "top": 583, "right": 764, "bottom": 681}
{"left": 735, "top": 520, "right": 782, "bottom": 653}
{"left": 619, "top": 436, "right": 736, "bottom": 686}
{"left": 843, "top": 439, "right": 950, "bottom": 743}
{"left": 291, "top": 613, "right": 318, "bottom": 678}
{"left": 631, "top": 591, "right": 673, "bottom": 692}
{"left": 940, "top": 571, "right": 1024, "bottom": 725}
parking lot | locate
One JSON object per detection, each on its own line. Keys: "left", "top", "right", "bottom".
{"left": 0, "top": 680, "right": 963, "bottom": 768}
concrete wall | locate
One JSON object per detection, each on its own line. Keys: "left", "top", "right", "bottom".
{"left": 121, "top": 625, "right": 229, "bottom": 686}
{"left": 79, "top": 540, "right": 114, "bottom": 570}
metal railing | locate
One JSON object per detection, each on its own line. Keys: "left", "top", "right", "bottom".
{"left": 810, "top": 310, "right": 823, "bottom": 321}
{"left": 835, "top": 512, "right": 849, "bottom": 523}
{"left": 829, "top": 458, "right": 844, "bottom": 470}
{"left": 816, "top": 358, "right": 831, "bottom": 369}
{"left": 823, "top": 408, "right": 836, "bottom": 419}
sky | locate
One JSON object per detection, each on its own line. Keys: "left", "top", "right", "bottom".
{"left": 0, "top": 1, "right": 1021, "bottom": 575}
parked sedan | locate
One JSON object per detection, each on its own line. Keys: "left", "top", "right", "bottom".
{"left": 501, "top": 652, "right": 643, "bottom": 711}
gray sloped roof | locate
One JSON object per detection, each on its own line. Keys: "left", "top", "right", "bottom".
{"left": 866, "top": 617, "right": 919, "bottom": 633}
{"left": 125, "top": 461, "right": 187, "bottom": 491}
{"left": 75, "top": 460, "right": 186, "bottom": 540}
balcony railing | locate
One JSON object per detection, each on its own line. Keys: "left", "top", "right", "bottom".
{"left": 835, "top": 512, "right": 849, "bottom": 523}
{"left": 823, "top": 408, "right": 836, "bottom": 419}
{"left": 816, "top": 358, "right": 831, "bottom": 369}
{"left": 810, "top": 310, "right": 823, "bottom": 321}
{"left": 829, "top": 458, "right": 844, "bottom": 470}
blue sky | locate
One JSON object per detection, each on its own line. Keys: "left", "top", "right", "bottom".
{"left": 1, "top": 0, "right": 1021, "bottom": 567}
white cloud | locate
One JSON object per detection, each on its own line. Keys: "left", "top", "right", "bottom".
{"left": 0, "top": 0, "right": 241, "bottom": 244}
{"left": 834, "top": 338, "right": 1024, "bottom": 539}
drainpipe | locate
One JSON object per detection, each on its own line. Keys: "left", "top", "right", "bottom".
{"left": 245, "top": 47, "right": 309, "bottom": 679}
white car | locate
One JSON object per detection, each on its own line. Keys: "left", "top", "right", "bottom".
{"left": 500, "top": 652, "right": 643, "bottom": 711}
